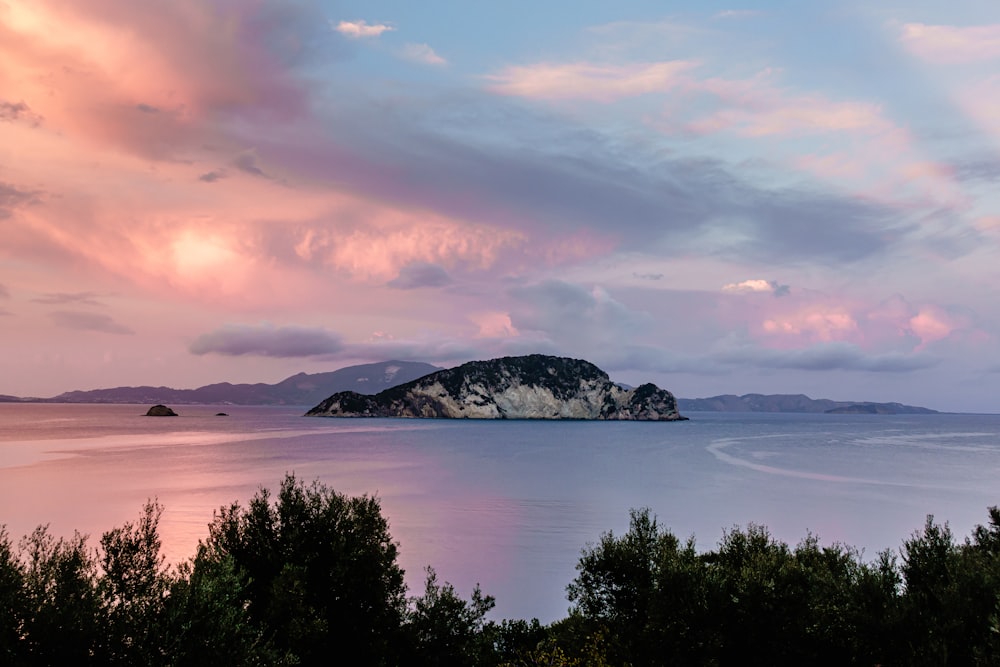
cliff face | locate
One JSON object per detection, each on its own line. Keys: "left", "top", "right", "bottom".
{"left": 305, "top": 355, "right": 686, "bottom": 421}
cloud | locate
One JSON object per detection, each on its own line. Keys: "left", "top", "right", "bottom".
{"left": 953, "top": 157, "right": 1000, "bottom": 182}
{"left": 713, "top": 10, "right": 762, "bottom": 20}
{"left": 347, "top": 337, "right": 487, "bottom": 363}
{"left": 333, "top": 20, "right": 394, "bottom": 38}
{"left": 592, "top": 343, "right": 719, "bottom": 375}
{"left": 723, "top": 279, "right": 790, "bottom": 296}
{"left": 899, "top": 23, "right": 1000, "bottom": 64}
{"left": 307, "top": 100, "right": 901, "bottom": 266}
{"left": 485, "top": 61, "right": 695, "bottom": 101}
{"left": 0, "top": 182, "right": 39, "bottom": 219}
{"left": 0, "top": 100, "right": 42, "bottom": 125}
{"left": 401, "top": 43, "right": 447, "bottom": 66}
{"left": 0, "top": 283, "right": 8, "bottom": 298}
{"left": 198, "top": 170, "right": 227, "bottom": 183}
{"left": 716, "top": 342, "right": 937, "bottom": 372}
{"left": 49, "top": 311, "right": 134, "bottom": 335}
{"left": 633, "top": 273, "right": 664, "bottom": 281}
{"left": 1, "top": 0, "right": 324, "bottom": 162}
{"left": 486, "top": 56, "right": 959, "bottom": 209}
{"left": 386, "top": 262, "right": 452, "bottom": 289}
{"left": 233, "top": 151, "right": 271, "bottom": 179}
{"left": 686, "top": 74, "right": 890, "bottom": 137}
{"left": 32, "top": 292, "right": 106, "bottom": 306}
{"left": 190, "top": 324, "right": 345, "bottom": 357}
{"left": 909, "top": 306, "right": 963, "bottom": 349}
{"left": 508, "top": 280, "right": 651, "bottom": 353}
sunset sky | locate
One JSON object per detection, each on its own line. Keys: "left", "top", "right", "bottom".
{"left": 2, "top": 0, "right": 999, "bottom": 412}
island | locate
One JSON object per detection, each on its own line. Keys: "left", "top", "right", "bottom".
{"left": 145, "top": 404, "right": 178, "bottom": 416}
{"left": 306, "top": 354, "right": 687, "bottom": 421}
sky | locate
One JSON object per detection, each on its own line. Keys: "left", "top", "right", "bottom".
{"left": 1, "top": 0, "right": 999, "bottom": 412}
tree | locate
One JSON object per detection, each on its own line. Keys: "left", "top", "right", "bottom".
{"left": 202, "top": 473, "right": 408, "bottom": 666}
{"left": 97, "top": 500, "right": 172, "bottom": 664}
{"left": 161, "top": 547, "right": 276, "bottom": 666}
{"left": 0, "top": 527, "right": 25, "bottom": 664}
{"left": 567, "top": 508, "right": 691, "bottom": 665}
{"left": 18, "top": 526, "right": 100, "bottom": 664}
{"left": 405, "top": 566, "right": 496, "bottom": 666}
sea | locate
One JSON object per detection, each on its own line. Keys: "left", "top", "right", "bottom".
{"left": 1, "top": 403, "right": 999, "bottom": 623}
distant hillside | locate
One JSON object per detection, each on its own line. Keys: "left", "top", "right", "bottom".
{"left": 677, "top": 393, "right": 937, "bottom": 414}
{"left": 2, "top": 363, "right": 938, "bottom": 414}
{"left": 39, "top": 361, "right": 442, "bottom": 406}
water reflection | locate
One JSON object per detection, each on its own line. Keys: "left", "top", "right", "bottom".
{"left": 2, "top": 405, "right": 1000, "bottom": 622}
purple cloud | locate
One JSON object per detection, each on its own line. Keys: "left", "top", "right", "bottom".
{"left": 198, "top": 170, "right": 227, "bottom": 183}
{"left": 49, "top": 311, "right": 134, "bottom": 335}
{"left": 386, "top": 262, "right": 452, "bottom": 289}
{"left": 0, "top": 182, "right": 39, "bottom": 219}
{"left": 0, "top": 100, "right": 41, "bottom": 125}
{"left": 233, "top": 151, "right": 271, "bottom": 179}
{"left": 32, "top": 292, "right": 106, "bottom": 306}
{"left": 715, "top": 342, "right": 937, "bottom": 373}
{"left": 190, "top": 324, "right": 345, "bottom": 357}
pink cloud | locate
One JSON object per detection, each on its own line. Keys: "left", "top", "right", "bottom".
{"left": 0, "top": 0, "right": 310, "bottom": 161}
{"left": 956, "top": 74, "right": 1000, "bottom": 143}
{"left": 908, "top": 307, "right": 960, "bottom": 349}
{"left": 687, "top": 74, "right": 888, "bottom": 137}
{"left": 977, "top": 216, "right": 1000, "bottom": 232}
{"left": 698, "top": 78, "right": 961, "bottom": 206}
{"left": 401, "top": 43, "right": 447, "bottom": 66}
{"left": 725, "top": 289, "right": 971, "bottom": 355}
{"left": 471, "top": 312, "right": 519, "bottom": 338}
{"left": 334, "top": 20, "right": 394, "bottom": 38}
{"left": 761, "top": 308, "right": 860, "bottom": 344}
{"left": 488, "top": 56, "right": 963, "bottom": 208}
{"left": 900, "top": 22, "right": 1000, "bottom": 64}
{"left": 485, "top": 61, "right": 696, "bottom": 102}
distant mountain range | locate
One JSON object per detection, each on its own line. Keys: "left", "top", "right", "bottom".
{"left": 677, "top": 394, "right": 937, "bottom": 414}
{"left": 7, "top": 361, "right": 441, "bottom": 406}
{"left": 1, "top": 361, "right": 938, "bottom": 414}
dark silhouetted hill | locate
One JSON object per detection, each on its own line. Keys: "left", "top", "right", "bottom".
{"left": 39, "top": 361, "right": 442, "bottom": 406}
{"left": 678, "top": 393, "right": 937, "bottom": 414}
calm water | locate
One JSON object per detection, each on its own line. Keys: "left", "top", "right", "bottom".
{"left": 2, "top": 403, "right": 999, "bottom": 622}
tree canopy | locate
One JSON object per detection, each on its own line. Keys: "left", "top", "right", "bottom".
{"left": 2, "top": 476, "right": 1000, "bottom": 665}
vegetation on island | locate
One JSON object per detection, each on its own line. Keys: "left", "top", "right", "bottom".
{"left": 3, "top": 474, "right": 1000, "bottom": 665}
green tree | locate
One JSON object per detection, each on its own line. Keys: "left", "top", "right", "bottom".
{"left": 202, "top": 473, "right": 408, "bottom": 666}
{"left": 567, "top": 508, "right": 693, "bottom": 665}
{"left": 900, "top": 515, "right": 964, "bottom": 664}
{"left": 18, "top": 526, "right": 100, "bottom": 664}
{"left": 405, "top": 566, "right": 496, "bottom": 666}
{"left": 898, "top": 508, "right": 1000, "bottom": 665}
{"left": 96, "top": 500, "right": 172, "bottom": 664}
{"left": 962, "top": 506, "right": 1000, "bottom": 663}
{"left": 162, "top": 547, "right": 277, "bottom": 666}
{"left": 485, "top": 618, "right": 549, "bottom": 667}
{"left": 0, "top": 527, "right": 25, "bottom": 664}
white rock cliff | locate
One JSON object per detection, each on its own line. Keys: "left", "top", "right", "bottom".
{"left": 305, "top": 355, "right": 686, "bottom": 421}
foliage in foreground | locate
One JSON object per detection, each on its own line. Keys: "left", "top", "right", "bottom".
{"left": 2, "top": 474, "right": 1000, "bottom": 666}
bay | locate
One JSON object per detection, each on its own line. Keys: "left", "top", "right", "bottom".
{"left": 1, "top": 403, "right": 999, "bottom": 622}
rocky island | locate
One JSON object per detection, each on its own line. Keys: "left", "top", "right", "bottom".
{"left": 305, "top": 354, "right": 686, "bottom": 421}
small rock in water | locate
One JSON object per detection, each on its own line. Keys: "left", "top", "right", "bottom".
{"left": 145, "top": 404, "right": 178, "bottom": 417}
